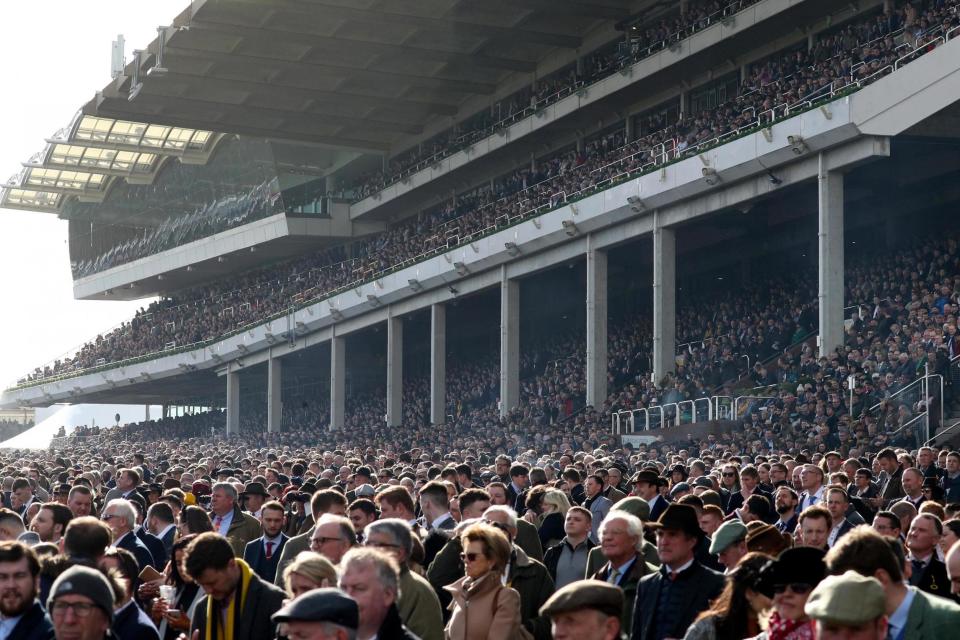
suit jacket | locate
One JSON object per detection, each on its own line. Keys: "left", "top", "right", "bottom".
{"left": 136, "top": 527, "right": 168, "bottom": 569}
{"left": 828, "top": 519, "right": 855, "bottom": 547}
{"left": 191, "top": 572, "right": 286, "bottom": 640}
{"left": 6, "top": 600, "right": 54, "bottom": 640}
{"left": 158, "top": 525, "right": 176, "bottom": 559}
{"left": 881, "top": 466, "right": 905, "bottom": 503}
{"left": 648, "top": 494, "right": 668, "bottom": 522}
{"left": 585, "top": 495, "right": 612, "bottom": 541}
{"left": 117, "top": 530, "right": 155, "bottom": 573}
{"left": 244, "top": 533, "right": 289, "bottom": 583}
{"left": 631, "top": 560, "right": 724, "bottom": 640}
{"left": 591, "top": 555, "right": 651, "bottom": 632}
{"left": 910, "top": 557, "right": 952, "bottom": 598}
{"left": 903, "top": 585, "right": 960, "bottom": 638}
{"left": 112, "top": 599, "right": 160, "bottom": 640}
{"left": 221, "top": 505, "right": 263, "bottom": 557}
{"left": 603, "top": 485, "right": 627, "bottom": 504}
{"left": 273, "top": 527, "right": 312, "bottom": 587}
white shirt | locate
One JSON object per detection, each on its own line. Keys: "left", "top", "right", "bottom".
{"left": 212, "top": 509, "right": 234, "bottom": 536}
{"left": 157, "top": 523, "right": 176, "bottom": 541}
{"left": 430, "top": 513, "right": 453, "bottom": 530}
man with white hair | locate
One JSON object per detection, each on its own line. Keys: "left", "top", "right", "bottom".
{"left": 339, "top": 548, "right": 419, "bottom": 640}
{"left": 209, "top": 481, "right": 262, "bottom": 556}
{"left": 590, "top": 512, "right": 652, "bottom": 632}
{"left": 101, "top": 498, "right": 154, "bottom": 572}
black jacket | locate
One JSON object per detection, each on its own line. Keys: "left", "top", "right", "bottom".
{"left": 6, "top": 600, "right": 54, "bottom": 640}
{"left": 190, "top": 572, "right": 287, "bottom": 640}
{"left": 136, "top": 527, "right": 168, "bottom": 570}
{"left": 117, "top": 531, "right": 156, "bottom": 574}
{"left": 910, "top": 557, "right": 954, "bottom": 600}
{"left": 631, "top": 560, "right": 724, "bottom": 640}
{"left": 374, "top": 603, "right": 421, "bottom": 640}
{"left": 112, "top": 599, "right": 160, "bottom": 640}
{"left": 543, "top": 537, "right": 596, "bottom": 582}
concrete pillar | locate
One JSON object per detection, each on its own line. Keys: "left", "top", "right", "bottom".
{"left": 386, "top": 316, "right": 403, "bottom": 427}
{"left": 144, "top": 405, "right": 150, "bottom": 421}
{"left": 679, "top": 91, "right": 687, "bottom": 119}
{"left": 625, "top": 117, "right": 635, "bottom": 143}
{"left": 430, "top": 304, "right": 446, "bottom": 425}
{"left": 267, "top": 357, "right": 282, "bottom": 433}
{"left": 653, "top": 214, "right": 677, "bottom": 383}
{"left": 226, "top": 371, "right": 240, "bottom": 435}
{"left": 586, "top": 239, "right": 608, "bottom": 408}
{"left": 808, "top": 33, "right": 815, "bottom": 52}
{"left": 500, "top": 268, "right": 520, "bottom": 417}
{"left": 330, "top": 336, "right": 346, "bottom": 430}
{"left": 818, "top": 154, "right": 844, "bottom": 358}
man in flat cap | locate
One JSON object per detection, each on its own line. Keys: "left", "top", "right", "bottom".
{"left": 540, "top": 581, "right": 623, "bottom": 640}
{"left": 709, "top": 520, "right": 747, "bottom": 573}
{"left": 272, "top": 587, "right": 358, "bottom": 640}
{"left": 804, "top": 571, "right": 888, "bottom": 640}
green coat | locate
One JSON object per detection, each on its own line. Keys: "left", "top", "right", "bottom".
{"left": 398, "top": 566, "right": 444, "bottom": 640}
{"left": 903, "top": 586, "right": 960, "bottom": 638}
{"left": 516, "top": 518, "right": 544, "bottom": 561}
{"left": 225, "top": 506, "right": 262, "bottom": 557}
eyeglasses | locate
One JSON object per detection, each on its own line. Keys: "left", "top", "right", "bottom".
{"left": 773, "top": 583, "right": 813, "bottom": 595}
{"left": 310, "top": 536, "right": 342, "bottom": 546}
{"left": 460, "top": 552, "right": 484, "bottom": 563}
{"left": 51, "top": 601, "right": 96, "bottom": 618}
{"left": 365, "top": 541, "right": 400, "bottom": 550}
{"left": 101, "top": 514, "right": 120, "bottom": 521}
{"left": 722, "top": 473, "right": 735, "bottom": 477}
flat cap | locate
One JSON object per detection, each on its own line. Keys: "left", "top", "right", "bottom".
{"left": 611, "top": 496, "right": 650, "bottom": 522}
{"left": 539, "top": 581, "right": 624, "bottom": 619}
{"left": 272, "top": 588, "right": 358, "bottom": 627}
{"left": 709, "top": 520, "right": 748, "bottom": 554}
{"left": 804, "top": 571, "right": 885, "bottom": 625}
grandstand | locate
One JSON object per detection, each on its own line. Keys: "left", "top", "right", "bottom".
{"left": 4, "top": 0, "right": 960, "bottom": 452}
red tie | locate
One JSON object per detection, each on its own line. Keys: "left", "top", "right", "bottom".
{"left": 265, "top": 541, "right": 274, "bottom": 559}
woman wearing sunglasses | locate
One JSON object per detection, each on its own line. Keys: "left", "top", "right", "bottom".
{"left": 443, "top": 522, "right": 527, "bottom": 639}
{"left": 751, "top": 546, "right": 827, "bottom": 640}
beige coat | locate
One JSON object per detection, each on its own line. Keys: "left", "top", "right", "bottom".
{"left": 443, "top": 572, "right": 527, "bottom": 640}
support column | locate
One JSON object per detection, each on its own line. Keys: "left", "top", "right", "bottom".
{"left": 625, "top": 117, "right": 636, "bottom": 143}
{"left": 386, "top": 315, "right": 403, "bottom": 427}
{"left": 144, "top": 405, "right": 150, "bottom": 421}
{"left": 818, "top": 154, "right": 845, "bottom": 358}
{"left": 267, "top": 357, "right": 282, "bottom": 433}
{"left": 430, "top": 304, "right": 447, "bottom": 425}
{"left": 330, "top": 336, "right": 346, "bottom": 430}
{"left": 500, "top": 268, "right": 520, "bottom": 417}
{"left": 653, "top": 214, "right": 677, "bottom": 383}
{"left": 586, "top": 239, "right": 608, "bottom": 408}
{"left": 679, "top": 92, "right": 687, "bottom": 119}
{"left": 226, "top": 372, "right": 240, "bottom": 435}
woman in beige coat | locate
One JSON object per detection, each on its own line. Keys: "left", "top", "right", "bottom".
{"left": 443, "top": 522, "right": 528, "bottom": 640}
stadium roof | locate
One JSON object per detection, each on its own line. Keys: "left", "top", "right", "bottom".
{"left": 83, "top": 0, "right": 632, "bottom": 150}
{"left": 2, "top": 0, "right": 635, "bottom": 215}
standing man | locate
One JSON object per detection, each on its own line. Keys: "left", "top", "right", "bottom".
{"left": 583, "top": 475, "right": 612, "bottom": 540}
{"left": 875, "top": 448, "right": 905, "bottom": 508}
{"left": 825, "top": 488, "right": 856, "bottom": 548}
{"left": 589, "top": 513, "right": 649, "bottom": 632}
{"left": 243, "top": 501, "right": 288, "bottom": 583}
{"left": 419, "top": 481, "right": 456, "bottom": 566}
{"left": 709, "top": 520, "right": 748, "bottom": 572}
{"left": 66, "top": 486, "right": 93, "bottom": 518}
{"left": 539, "top": 581, "right": 623, "bottom": 640}
{"left": 339, "top": 548, "right": 419, "bottom": 640}
{"left": 29, "top": 503, "right": 71, "bottom": 545}
{"left": 240, "top": 481, "right": 269, "bottom": 519}
{"left": 631, "top": 471, "right": 667, "bottom": 522}
{"left": 209, "top": 482, "right": 262, "bottom": 557}
{"left": 804, "top": 571, "right": 888, "bottom": 640}
{"left": 905, "top": 514, "right": 951, "bottom": 596}
{"left": 47, "top": 566, "right": 115, "bottom": 640}
{"left": 508, "top": 464, "right": 530, "bottom": 513}
{"left": 144, "top": 502, "right": 176, "bottom": 560}
{"left": 893, "top": 468, "right": 926, "bottom": 510}
{"left": 798, "top": 505, "right": 832, "bottom": 551}
{"left": 543, "top": 506, "right": 594, "bottom": 589}
{"left": 186, "top": 532, "right": 286, "bottom": 640}
{"left": 797, "top": 465, "right": 826, "bottom": 511}
{"left": 0, "top": 541, "right": 54, "bottom": 640}
{"left": 632, "top": 504, "right": 724, "bottom": 640}
{"left": 773, "top": 486, "right": 799, "bottom": 534}
{"left": 101, "top": 499, "right": 154, "bottom": 573}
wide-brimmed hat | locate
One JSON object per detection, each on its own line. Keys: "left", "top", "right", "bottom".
{"left": 630, "top": 470, "right": 660, "bottom": 487}
{"left": 241, "top": 481, "right": 269, "bottom": 498}
{"left": 758, "top": 547, "right": 827, "bottom": 598}
{"left": 645, "top": 504, "right": 703, "bottom": 538}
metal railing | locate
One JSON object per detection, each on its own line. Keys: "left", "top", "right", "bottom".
{"left": 611, "top": 395, "right": 731, "bottom": 434}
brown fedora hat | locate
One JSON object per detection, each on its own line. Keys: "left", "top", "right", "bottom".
{"left": 645, "top": 503, "right": 703, "bottom": 538}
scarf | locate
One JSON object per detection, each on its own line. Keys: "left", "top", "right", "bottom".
{"left": 204, "top": 558, "right": 254, "bottom": 640}
{"left": 767, "top": 611, "right": 815, "bottom": 640}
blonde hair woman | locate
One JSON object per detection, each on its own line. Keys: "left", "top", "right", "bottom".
{"left": 282, "top": 551, "right": 338, "bottom": 599}
{"left": 538, "top": 489, "right": 571, "bottom": 548}
{"left": 444, "top": 523, "right": 526, "bottom": 639}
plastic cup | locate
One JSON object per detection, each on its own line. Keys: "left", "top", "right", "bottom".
{"left": 159, "top": 585, "right": 176, "bottom": 604}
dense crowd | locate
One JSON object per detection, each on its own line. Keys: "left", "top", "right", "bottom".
{"left": 25, "top": 0, "right": 959, "bottom": 387}
{"left": 1, "top": 415, "right": 958, "bottom": 640}
{"left": 345, "top": 0, "right": 762, "bottom": 201}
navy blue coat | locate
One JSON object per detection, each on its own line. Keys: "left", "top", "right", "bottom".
{"left": 243, "top": 534, "right": 288, "bottom": 584}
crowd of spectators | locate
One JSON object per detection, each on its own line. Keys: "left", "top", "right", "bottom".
{"left": 27, "top": 0, "right": 959, "bottom": 387}
{"left": 7, "top": 403, "right": 960, "bottom": 639}
{"left": 73, "top": 178, "right": 284, "bottom": 278}
{"left": 344, "top": 0, "right": 762, "bottom": 201}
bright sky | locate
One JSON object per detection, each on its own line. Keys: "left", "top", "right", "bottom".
{"left": 0, "top": 2, "right": 180, "bottom": 388}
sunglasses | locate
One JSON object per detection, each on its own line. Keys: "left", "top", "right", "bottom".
{"left": 722, "top": 473, "right": 736, "bottom": 477}
{"left": 460, "top": 552, "right": 484, "bottom": 563}
{"left": 773, "top": 583, "right": 813, "bottom": 595}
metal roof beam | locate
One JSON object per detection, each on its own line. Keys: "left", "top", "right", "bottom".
{"left": 503, "top": 0, "right": 631, "bottom": 20}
